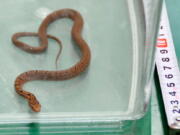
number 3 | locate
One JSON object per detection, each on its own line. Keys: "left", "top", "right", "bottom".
{"left": 171, "top": 100, "right": 179, "bottom": 105}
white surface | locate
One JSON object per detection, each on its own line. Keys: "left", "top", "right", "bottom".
{"left": 156, "top": 2, "right": 180, "bottom": 129}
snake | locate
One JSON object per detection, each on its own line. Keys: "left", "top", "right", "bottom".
{"left": 12, "top": 9, "right": 91, "bottom": 112}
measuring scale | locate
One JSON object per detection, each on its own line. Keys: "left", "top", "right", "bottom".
{"left": 156, "top": 2, "right": 180, "bottom": 130}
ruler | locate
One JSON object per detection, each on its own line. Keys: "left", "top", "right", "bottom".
{"left": 156, "top": 2, "right": 180, "bottom": 129}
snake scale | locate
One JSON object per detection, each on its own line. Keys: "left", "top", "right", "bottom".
{"left": 12, "top": 9, "right": 91, "bottom": 112}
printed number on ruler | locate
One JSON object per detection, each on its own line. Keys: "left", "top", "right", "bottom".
{"left": 156, "top": 2, "right": 180, "bottom": 129}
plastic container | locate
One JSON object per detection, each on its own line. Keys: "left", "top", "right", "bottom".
{"left": 0, "top": 0, "right": 162, "bottom": 134}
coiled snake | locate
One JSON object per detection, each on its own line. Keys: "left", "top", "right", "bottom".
{"left": 12, "top": 9, "right": 91, "bottom": 112}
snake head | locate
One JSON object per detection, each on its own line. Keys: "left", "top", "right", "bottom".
{"left": 28, "top": 96, "right": 41, "bottom": 112}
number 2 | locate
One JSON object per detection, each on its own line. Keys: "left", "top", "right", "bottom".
{"left": 173, "top": 109, "right": 180, "bottom": 114}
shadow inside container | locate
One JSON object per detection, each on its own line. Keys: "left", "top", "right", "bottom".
{"left": 27, "top": 123, "right": 40, "bottom": 135}
{"left": 154, "top": 67, "right": 171, "bottom": 135}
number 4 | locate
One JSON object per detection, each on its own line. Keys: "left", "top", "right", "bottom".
{"left": 169, "top": 91, "right": 176, "bottom": 96}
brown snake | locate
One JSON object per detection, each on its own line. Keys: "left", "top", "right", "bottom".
{"left": 12, "top": 9, "right": 91, "bottom": 112}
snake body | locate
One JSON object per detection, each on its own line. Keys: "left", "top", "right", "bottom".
{"left": 12, "top": 9, "right": 91, "bottom": 112}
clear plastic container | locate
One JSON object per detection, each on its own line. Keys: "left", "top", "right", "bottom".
{"left": 0, "top": 0, "right": 162, "bottom": 134}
